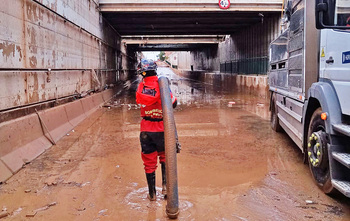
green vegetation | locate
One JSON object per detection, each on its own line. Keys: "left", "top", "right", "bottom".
{"left": 158, "top": 51, "right": 166, "bottom": 61}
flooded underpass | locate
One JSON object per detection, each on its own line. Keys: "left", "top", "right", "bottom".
{"left": 0, "top": 67, "right": 349, "bottom": 221}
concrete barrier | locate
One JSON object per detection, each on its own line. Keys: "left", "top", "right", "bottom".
{"left": 0, "top": 160, "right": 14, "bottom": 182}
{"left": 65, "top": 99, "right": 87, "bottom": 127}
{"left": 0, "top": 90, "right": 116, "bottom": 182}
{"left": 102, "top": 89, "right": 114, "bottom": 102}
{"left": 39, "top": 105, "right": 74, "bottom": 144}
{"left": 0, "top": 114, "right": 52, "bottom": 178}
{"left": 235, "top": 75, "right": 268, "bottom": 98}
{"left": 92, "top": 93, "right": 105, "bottom": 107}
{"left": 81, "top": 95, "right": 98, "bottom": 116}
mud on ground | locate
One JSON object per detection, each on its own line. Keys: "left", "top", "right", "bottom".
{"left": 0, "top": 68, "right": 349, "bottom": 220}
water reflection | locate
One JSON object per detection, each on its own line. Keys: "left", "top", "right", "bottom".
{"left": 106, "top": 67, "right": 270, "bottom": 140}
{"left": 157, "top": 67, "right": 270, "bottom": 120}
{"left": 124, "top": 186, "right": 194, "bottom": 220}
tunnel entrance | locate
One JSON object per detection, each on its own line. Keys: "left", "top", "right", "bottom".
{"left": 102, "top": 8, "right": 282, "bottom": 78}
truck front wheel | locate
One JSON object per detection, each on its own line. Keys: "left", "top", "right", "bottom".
{"left": 307, "top": 108, "right": 334, "bottom": 194}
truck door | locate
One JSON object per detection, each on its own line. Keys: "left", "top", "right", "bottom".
{"left": 319, "top": 28, "right": 350, "bottom": 116}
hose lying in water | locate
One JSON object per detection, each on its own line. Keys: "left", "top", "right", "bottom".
{"left": 159, "top": 77, "right": 179, "bottom": 219}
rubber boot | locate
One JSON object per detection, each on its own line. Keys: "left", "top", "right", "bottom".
{"left": 146, "top": 172, "right": 156, "bottom": 201}
{"left": 161, "top": 162, "right": 167, "bottom": 197}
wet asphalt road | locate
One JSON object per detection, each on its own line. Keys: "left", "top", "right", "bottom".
{"left": 0, "top": 66, "right": 349, "bottom": 220}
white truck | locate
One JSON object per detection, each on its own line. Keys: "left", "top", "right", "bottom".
{"left": 269, "top": 0, "right": 350, "bottom": 197}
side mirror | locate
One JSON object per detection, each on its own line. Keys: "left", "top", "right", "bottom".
{"left": 315, "top": 1, "right": 327, "bottom": 29}
{"left": 315, "top": 0, "right": 335, "bottom": 29}
{"left": 315, "top": 0, "right": 350, "bottom": 29}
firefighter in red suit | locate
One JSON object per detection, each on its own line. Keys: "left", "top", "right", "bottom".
{"left": 136, "top": 59, "right": 177, "bottom": 201}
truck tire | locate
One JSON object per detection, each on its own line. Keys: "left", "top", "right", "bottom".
{"left": 270, "top": 93, "right": 282, "bottom": 132}
{"left": 307, "top": 108, "right": 334, "bottom": 194}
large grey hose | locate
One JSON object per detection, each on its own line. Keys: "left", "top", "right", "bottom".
{"left": 159, "top": 77, "right": 179, "bottom": 219}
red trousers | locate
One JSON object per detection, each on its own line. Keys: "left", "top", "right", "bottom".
{"left": 141, "top": 151, "right": 165, "bottom": 173}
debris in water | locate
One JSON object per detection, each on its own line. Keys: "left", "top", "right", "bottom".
{"left": 45, "top": 176, "right": 59, "bottom": 186}
{"left": 232, "top": 214, "right": 248, "bottom": 221}
{"left": 228, "top": 101, "right": 236, "bottom": 107}
{"left": 26, "top": 211, "right": 37, "bottom": 217}
{"left": 48, "top": 202, "right": 57, "bottom": 207}
{"left": 321, "top": 203, "right": 344, "bottom": 216}
{"left": 77, "top": 207, "right": 86, "bottom": 211}
{"left": 116, "top": 165, "right": 120, "bottom": 168}
{"left": 305, "top": 200, "right": 316, "bottom": 205}
{"left": 12, "top": 207, "right": 22, "bottom": 216}
{"left": 82, "top": 182, "right": 90, "bottom": 187}
{"left": 98, "top": 209, "right": 108, "bottom": 216}
{"left": 0, "top": 211, "right": 9, "bottom": 219}
{"left": 32, "top": 202, "right": 57, "bottom": 215}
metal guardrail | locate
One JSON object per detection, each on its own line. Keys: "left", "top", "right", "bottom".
{"left": 220, "top": 57, "right": 268, "bottom": 75}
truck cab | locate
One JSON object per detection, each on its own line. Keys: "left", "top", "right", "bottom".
{"left": 269, "top": 0, "right": 350, "bottom": 197}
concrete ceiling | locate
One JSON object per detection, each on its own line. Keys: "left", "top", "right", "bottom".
{"left": 99, "top": 0, "right": 283, "bottom": 12}
{"left": 127, "top": 43, "right": 219, "bottom": 51}
{"left": 100, "top": 1, "right": 282, "bottom": 51}
{"left": 102, "top": 11, "right": 277, "bottom": 36}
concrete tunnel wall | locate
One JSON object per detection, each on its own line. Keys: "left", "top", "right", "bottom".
{"left": 0, "top": 0, "right": 136, "bottom": 112}
{"left": 0, "top": 0, "right": 138, "bottom": 182}
{"left": 218, "top": 15, "right": 281, "bottom": 75}
{"left": 189, "top": 15, "right": 281, "bottom": 74}
{"left": 175, "top": 15, "right": 281, "bottom": 98}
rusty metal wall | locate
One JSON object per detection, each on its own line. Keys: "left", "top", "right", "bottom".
{"left": 219, "top": 15, "right": 281, "bottom": 74}
{"left": 0, "top": 0, "right": 128, "bottom": 111}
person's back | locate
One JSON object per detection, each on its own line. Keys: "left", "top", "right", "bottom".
{"left": 136, "top": 75, "right": 164, "bottom": 132}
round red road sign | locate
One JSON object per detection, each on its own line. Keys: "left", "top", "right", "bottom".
{"left": 219, "top": 0, "right": 230, "bottom": 9}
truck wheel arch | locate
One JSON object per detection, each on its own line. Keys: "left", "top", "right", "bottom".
{"left": 303, "top": 97, "right": 321, "bottom": 162}
{"left": 303, "top": 82, "right": 342, "bottom": 159}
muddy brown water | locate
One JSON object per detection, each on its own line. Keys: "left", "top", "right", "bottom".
{"left": 0, "top": 68, "right": 349, "bottom": 220}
